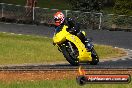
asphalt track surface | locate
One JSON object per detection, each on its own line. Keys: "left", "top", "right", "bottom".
{"left": 0, "top": 22, "right": 132, "bottom": 69}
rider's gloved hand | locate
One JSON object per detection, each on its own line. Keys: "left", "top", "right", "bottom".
{"left": 67, "top": 27, "right": 77, "bottom": 34}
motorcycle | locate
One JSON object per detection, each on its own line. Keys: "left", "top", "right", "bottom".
{"left": 53, "top": 25, "right": 99, "bottom": 66}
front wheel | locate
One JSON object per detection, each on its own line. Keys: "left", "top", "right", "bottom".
{"left": 89, "top": 48, "right": 99, "bottom": 65}
{"left": 60, "top": 43, "right": 79, "bottom": 66}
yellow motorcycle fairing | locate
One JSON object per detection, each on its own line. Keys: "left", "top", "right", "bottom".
{"left": 53, "top": 25, "right": 69, "bottom": 44}
{"left": 53, "top": 25, "right": 92, "bottom": 62}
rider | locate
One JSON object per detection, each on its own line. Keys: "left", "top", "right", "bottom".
{"left": 53, "top": 11, "right": 88, "bottom": 45}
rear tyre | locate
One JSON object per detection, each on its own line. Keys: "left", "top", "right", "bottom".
{"left": 90, "top": 48, "right": 99, "bottom": 65}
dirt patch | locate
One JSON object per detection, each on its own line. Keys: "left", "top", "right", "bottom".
{"left": 0, "top": 71, "right": 78, "bottom": 82}
{"left": 0, "top": 70, "right": 132, "bottom": 82}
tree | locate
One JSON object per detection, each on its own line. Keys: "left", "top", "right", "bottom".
{"left": 113, "top": 0, "right": 132, "bottom": 15}
{"left": 112, "top": 0, "right": 132, "bottom": 29}
{"left": 68, "top": 0, "right": 102, "bottom": 12}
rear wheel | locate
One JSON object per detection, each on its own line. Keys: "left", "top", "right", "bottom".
{"left": 89, "top": 48, "right": 99, "bottom": 65}
{"left": 60, "top": 42, "right": 79, "bottom": 66}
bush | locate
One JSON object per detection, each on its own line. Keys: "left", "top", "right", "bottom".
{"left": 113, "top": 0, "right": 132, "bottom": 16}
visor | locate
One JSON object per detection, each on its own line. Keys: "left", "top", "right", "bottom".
{"left": 54, "top": 18, "right": 61, "bottom": 26}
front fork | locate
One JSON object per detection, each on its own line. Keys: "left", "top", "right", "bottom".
{"left": 57, "top": 42, "right": 75, "bottom": 53}
{"left": 68, "top": 42, "right": 74, "bottom": 54}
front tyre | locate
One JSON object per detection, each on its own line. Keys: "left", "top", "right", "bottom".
{"left": 60, "top": 44, "right": 79, "bottom": 66}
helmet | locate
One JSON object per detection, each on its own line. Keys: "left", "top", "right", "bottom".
{"left": 54, "top": 11, "right": 65, "bottom": 26}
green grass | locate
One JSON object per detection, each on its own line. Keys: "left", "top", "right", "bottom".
{"left": 0, "top": 32, "right": 125, "bottom": 65}
{"left": 0, "top": 32, "right": 64, "bottom": 65}
{"left": 95, "top": 44, "right": 125, "bottom": 59}
{"left": 1, "top": 0, "right": 132, "bottom": 15}
{"left": 0, "top": 0, "right": 71, "bottom": 10}
{"left": 0, "top": 79, "right": 131, "bottom": 88}
{"left": 0, "top": 0, "right": 25, "bottom": 5}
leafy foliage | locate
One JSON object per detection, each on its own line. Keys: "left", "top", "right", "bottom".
{"left": 113, "top": 0, "right": 132, "bottom": 15}
{"left": 68, "top": 0, "right": 102, "bottom": 12}
{"left": 112, "top": 0, "right": 132, "bottom": 26}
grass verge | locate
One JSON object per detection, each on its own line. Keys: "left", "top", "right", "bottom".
{"left": 0, "top": 0, "right": 71, "bottom": 10}
{"left": 0, "top": 32, "right": 126, "bottom": 65}
{"left": 0, "top": 79, "right": 131, "bottom": 88}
